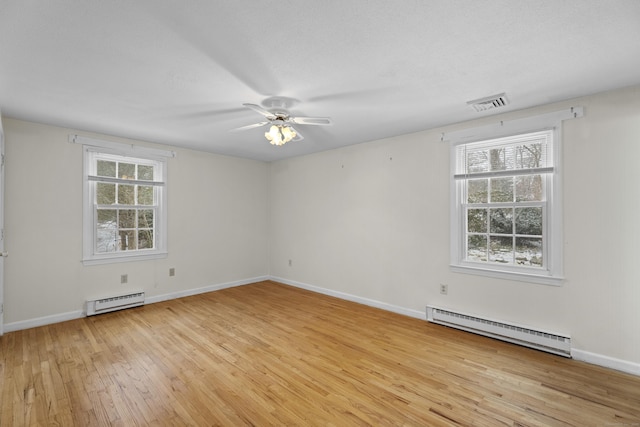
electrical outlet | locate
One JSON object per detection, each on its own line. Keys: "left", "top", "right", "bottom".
{"left": 439, "top": 283, "right": 448, "bottom": 295}
{"left": 169, "top": 268, "right": 175, "bottom": 277}
{"left": 121, "top": 274, "right": 128, "bottom": 284}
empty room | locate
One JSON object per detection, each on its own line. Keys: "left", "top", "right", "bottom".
{"left": 1, "top": 1, "right": 640, "bottom": 425}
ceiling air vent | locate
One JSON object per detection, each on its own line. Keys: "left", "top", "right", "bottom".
{"left": 467, "top": 93, "right": 509, "bottom": 112}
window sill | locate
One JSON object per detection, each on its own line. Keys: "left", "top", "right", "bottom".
{"left": 450, "top": 264, "right": 564, "bottom": 286}
{"left": 83, "top": 251, "right": 168, "bottom": 266}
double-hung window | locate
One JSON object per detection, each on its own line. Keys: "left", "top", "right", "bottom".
{"left": 78, "top": 136, "right": 171, "bottom": 265}
{"left": 454, "top": 130, "right": 555, "bottom": 278}
{"left": 448, "top": 108, "right": 581, "bottom": 284}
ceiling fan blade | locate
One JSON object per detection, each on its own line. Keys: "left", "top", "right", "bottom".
{"left": 308, "top": 87, "right": 396, "bottom": 104}
{"left": 243, "top": 103, "right": 276, "bottom": 119}
{"left": 229, "top": 121, "right": 270, "bottom": 132}
{"left": 290, "top": 127, "right": 304, "bottom": 142}
{"left": 290, "top": 116, "right": 332, "bottom": 126}
{"left": 173, "top": 107, "right": 247, "bottom": 121}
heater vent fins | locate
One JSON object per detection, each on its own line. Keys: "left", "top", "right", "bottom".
{"left": 86, "top": 292, "right": 145, "bottom": 316}
{"left": 426, "top": 305, "right": 571, "bottom": 357}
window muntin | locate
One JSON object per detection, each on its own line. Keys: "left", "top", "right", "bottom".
{"left": 453, "top": 130, "right": 558, "bottom": 280}
{"left": 83, "top": 149, "right": 167, "bottom": 265}
{"left": 92, "top": 156, "right": 159, "bottom": 253}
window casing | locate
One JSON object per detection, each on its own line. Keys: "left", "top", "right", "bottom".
{"left": 83, "top": 147, "right": 168, "bottom": 265}
{"left": 450, "top": 128, "right": 563, "bottom": 285}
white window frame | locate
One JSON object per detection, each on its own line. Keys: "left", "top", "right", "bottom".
{"left": 73, "top": 135, "right": 175, "bottom": 265}
{"left": 445, "top": 108, "right": 583, "bottom": 285}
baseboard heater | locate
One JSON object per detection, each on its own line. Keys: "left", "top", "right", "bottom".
{"left": 86, "top": 292, "right": 145, "bottom": 316}
{"left": 426, "top": 306, "right": 571, "bottom": 357}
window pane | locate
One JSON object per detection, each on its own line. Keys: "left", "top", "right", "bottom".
{"left": 138, "top": 230, "right": 154, "bottom": 249}
{"left": 138, "top": 209, "right": 154, "bottom": 229}
{"left": 467, "top": 208, "right": 487, "bottom": 233}
{"left": 119, "top": 162, "right": 135, "bottom": 180}
{"left": 119, "top": 209, "right": 136, "bottom": 229}
{"left": 118, "top": 230, "right": 137, "bottom": 251}
{"left": 490, "top": 147, "right": 514, "bottom": 171}
{"left": 138, "top": 164, "right": 154, "bottom": 181}
{"left": 118, "top": 184, "right": 135, "bottom": 205}
{"left": 490, "top": 208, "right": 513, "bottom": 234}
{"left": 138, "top": 186, "right": 153, "bottom": 205}
{"left": 467, "top": 235, "right": 487, "bottom": 262}
{"left": 97, "top": 182, "right": 115, "bottom": 205}
{"left": 516, "top": 237, "right": 542, "bottom": 266}
{"left": 96, "top": 209, "right": 117, "bottom": 253}
{"left": 97, "top": 160, "right": 116, "bottom": 178}
{"left": 467, "top": 179, "right": 488, "bottom": 203}
{"left": 489, "top": 236, "right": 513, "bottom": 264}
{"left": 467, "top": 150, "right": 489, "bottom": 173}
{"left": 516, "top": 175, "right": 543, "bottom": 202}
{"left": 97, "top": 209, "right": 117, "bottom": 225}
{"left": 516, "top": 143, "right": 543, "bottom": 169}
{"left": 490, "top": 177, "right": 513, "bottom": 202}
{"left": 515, "top": 207, "right": 542, "bottom": 235}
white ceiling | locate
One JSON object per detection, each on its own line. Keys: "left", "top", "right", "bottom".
{"left": 1, "top": 1, "right": 640, "bottom": 162}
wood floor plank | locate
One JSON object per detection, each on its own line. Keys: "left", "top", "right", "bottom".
{"left": 1, "top": 280, "right": 639, "bottom": 426}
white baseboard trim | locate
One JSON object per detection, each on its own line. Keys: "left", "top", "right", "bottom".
{"left": 4, "top": 310, "right": 85, "bottom": 333}
{"left": 272, "top": 276, "right": 640, "bottom": 377}
{"left": 571, "top": 348, "right": 640, "bottom": 376}
{"left": 3, "top": 275, "right": 270, "bottom": 333}
{"left": 5, "top": 276, "right": 639, "bottom": 378}
{"left": 145, "top": 275, "right": 270, "bottom": 305}
{"left": 270, "top": 276, "right": 425, "bottom": 320}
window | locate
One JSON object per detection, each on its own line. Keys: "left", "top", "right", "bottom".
{"left": 453, "top": 130, "right": 555, "bottom": 279}
{"left": 78, "top": 136, "right": 172, "bottom": 265}
{"left": 447, "top": 108, "right": 582, "bottom": 285}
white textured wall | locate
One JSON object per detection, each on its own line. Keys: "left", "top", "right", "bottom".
{"left": 269, "top": 86, "right": 640, "bottom": 367}
{"left": 3, "top": 118, "right": 269, "bottom": 324}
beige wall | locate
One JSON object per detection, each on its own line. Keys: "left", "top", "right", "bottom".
{"left": 268, "top": 85, "right": 640, "bottom": 368}
{"left": 3, "top": 118, "right": 269, "bottom": 324}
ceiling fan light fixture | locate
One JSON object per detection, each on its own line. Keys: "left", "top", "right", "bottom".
{"left": 235, "top": 102, "right": 329, "bottom": 146}
{"left": 265, "top": 124, "right": 295, "bottom": 146}
{"left": 281, "top": 125, "right": 296, "bottom": 141}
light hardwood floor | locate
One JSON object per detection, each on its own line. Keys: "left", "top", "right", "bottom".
{"left": 1, "top": 280, "right": 639, "bottom": 426}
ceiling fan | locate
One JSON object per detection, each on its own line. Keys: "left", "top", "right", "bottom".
{"left": 230, "top": 101, "right": 331, "bottom": 146}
